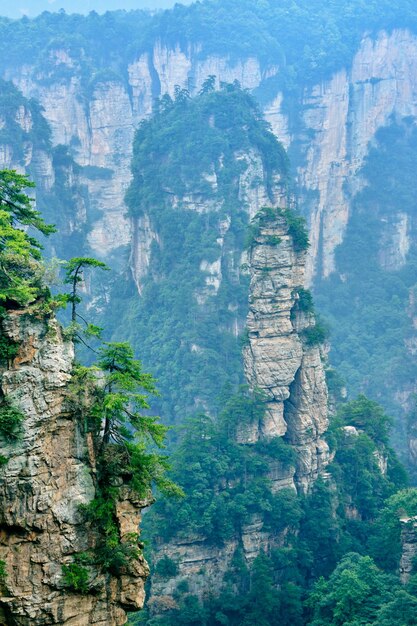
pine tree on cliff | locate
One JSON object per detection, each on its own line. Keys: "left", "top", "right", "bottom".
{"left": 0, "top": 169, "right": 55, "bottom": 307}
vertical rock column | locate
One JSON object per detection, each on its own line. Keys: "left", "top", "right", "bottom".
{"left": 0, "top": 311, "right": 149, "bottom": 625}
{"left": 243, "top": 210, "right": 330, "bottom": 491}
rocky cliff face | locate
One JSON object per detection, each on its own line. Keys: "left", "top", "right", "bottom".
{"left": 4, "top": 46, "right": 274, "bottom": 260}
{"left": 243, "top": 211, "right": 329, "bottom": 492}
{"left": 0, "top": 311, "right": 149, "bottom": 625}
{"left": 4, "top": 29, "right": 417, "bottom": 280}
{"left": 265, "top": 29, "right": 417, "bottom": 281}
{"left": 146, "top": 211, "right": 330, "bottom": 607}
{"left": 399, "top": 515, "right": 417, "bottom": 584}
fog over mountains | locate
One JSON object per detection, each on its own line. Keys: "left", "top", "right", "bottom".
{"left": 0, "top": 0, "right": 192, "bottom": 18}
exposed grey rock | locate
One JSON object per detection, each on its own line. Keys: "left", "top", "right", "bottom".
{"left": 400, "top": 516, "right": 417, "bottom": 584}
{"left": 0, "top": 312, "right": 149, "bottom": 625}
{"left": 243, "top": 212, "right": 330, "bottom": 491}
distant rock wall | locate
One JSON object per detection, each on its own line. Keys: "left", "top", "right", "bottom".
{"left": 5, "top": 30, "right": 417, "bottom": 282}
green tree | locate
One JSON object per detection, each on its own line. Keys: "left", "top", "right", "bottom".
{"left": 307, "top": 553, "right": 397, "bottom": 626}
{"left": 338, "top": 395, "right": 393, "bottom": 444}
{"left": 374, "top": 590, "right": 417, "bottom": 626}
{"left": 0, "top": 169, "right": 55, "bottom": 306}
{"left": 63, "top": 256, "right": 109, "bottom": 322}
{"left": 243, "top": 552, "right": 281, "bottom": 626}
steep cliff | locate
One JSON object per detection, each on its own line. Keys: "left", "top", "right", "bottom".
{"left": 0, "top": 311, "right": 149, "bottom": 625}
{"left": 243, "top": 208, "right": 329, "bottom": 491}
{"left": 145, "top": 209, "right": 330, "bottom": 608}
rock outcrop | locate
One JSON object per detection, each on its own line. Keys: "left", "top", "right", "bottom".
{"left": 0, "top": 311, "right": 149, "bottom": 625}
{"left": 147, "top": 210, "right": 330, "bottom": 605}
{"left": 399, "top": 515, "right": 417, "bottom": 584}
{"left": 243, "top": 210, "right": 330, "bottom": 491}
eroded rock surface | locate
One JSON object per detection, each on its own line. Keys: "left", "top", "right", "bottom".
{"left": 243, "top": 212, "right": 329, "bottom": 491}
{"left": 0, "top": 312, "right": 149, "bottom": 625}
{"left": 400, "top": 516, "right": 417, "bottom": 584}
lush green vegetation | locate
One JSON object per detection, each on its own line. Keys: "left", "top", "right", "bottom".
{"left": 135, "top": 393, "right": 413, "bottom": 625}
{"left": 67, "top": 334, "right": 181, "bottom": 576}
{"left": 146, "top": 389, "right": 297, "bottom": 545}
{"left": 0, "top": 169, "right": 55, "bottom": 307}
{"left": 315, "top": 117, "right": 417, "bottom": 449}
{"left": 306, "top": 553, "right": 417, "bottom": 626}
{"left": 61, "top": 562, "right": 90, "bottom": 594}
{"left": 0, "top": 402, "right": 24, "bottom": 442}
{"left": 109, "top": 84, "right": 288, "bottom": 425}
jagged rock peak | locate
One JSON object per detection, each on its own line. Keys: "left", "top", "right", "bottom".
{"left": 243, "top": 207, "right": 330, "bottom": 491}
{"left": 0, "top": 311, "right": 149, "bottom": 625}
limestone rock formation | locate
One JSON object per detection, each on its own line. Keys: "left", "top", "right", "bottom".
{"left": 4, "top": 29, "right": 417, "bottom": 281}
{"left": 243, "top": 210, "right": 330, "bottom": 491}
{"left": 0, "top": 311, "right": 149, "bottom": 625}
{"left": 399, "top": 515, "right": 417, "bottom": 584}
{"left": 147, "top": 210, "right": 330, "bottom": 606}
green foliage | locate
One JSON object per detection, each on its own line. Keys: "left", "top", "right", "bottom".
{"left": 245, "top": 206, "right": 287, "bottom": 250}
{"left": 0, "top": 401, "right": 24, "bottom": 442}
{"left": 306, "top": 553, "right": 399, "bottom": 626}
{"left": 0, "top": 169, "right": 55, "bottom": 307}
{"left": 81, "top": 492, "right": 140, "bottom": 575}
{"left": 265, "top": 235, "right": 282, "bottom": 246}
{"left": 315, "top": 117, "right": 417, "bottom": 437}
{"left": 61, "top": 562, "right": 89, "bottom": 594}
{"left": 63, "top": 256, "right": 109, "bottom": 322}
{"left": 338, "top": 395, "right": 393, "bottom": 444}
{"left": 127, "top": 84, "right": 287, "bottom": 221}
{"left": 141, "top": 392, "right": 410, "bottom": 625}
{"left": 293, "top": 288, "right": 315, "bottom": 314}
{"left": 281, "top": 208, "right": 310, "bottom": 252}
{"left": 369, "top": 489, "right": 417, "bottom": 571}
{"left": 0, "top": 559, "right": 6, "bottom": 592}
{"left": 145, "top": 389, "right": 297, "bottom": 546}
{"left": 0, "top": 334, "right": 19, "bottom": 367}
{"left": 301, "top": 320, "right": 328, "bottom": 346}
{"left": 155, "top": 555, "right": 179, "bottom": 579}
{"left": 77, "top": 341, "right": 181, "bottom": 575}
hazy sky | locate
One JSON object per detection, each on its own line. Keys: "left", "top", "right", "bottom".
{"left": 0, "top": 0, "right": 193, "bottom": 18}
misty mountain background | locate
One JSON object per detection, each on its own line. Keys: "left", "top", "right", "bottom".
{"left": 0, "top": 0, "right": 192, "bottom": 18}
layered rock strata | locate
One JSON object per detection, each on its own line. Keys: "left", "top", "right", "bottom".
{"left": 0, "top": 311, "right": 149, "bottom": 625}
{"left": 243, "top": 211, "right": 330, "bottom": 492}
{"left": 148, "top": 210, "right": 330, "bottom": 605}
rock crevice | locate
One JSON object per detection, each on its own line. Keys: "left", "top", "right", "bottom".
{"left": 0, "top": 312, "right": 149, "bottom": 625}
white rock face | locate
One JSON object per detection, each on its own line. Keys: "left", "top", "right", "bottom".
{"left": 3, "top": 42, "right": 278, "bottom": 262}
{"left": 264, "top": 29, "right": 417, "bottom": 281}
{"left": 5, "top": 30, "right": 417, "bottom": 275}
